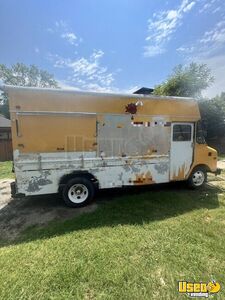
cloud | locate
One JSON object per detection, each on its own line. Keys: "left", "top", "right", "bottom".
{"left": 177, "top": 18, "right": 225, "bottom": 57}
{"left": 49, "top": 50, "right": 116, "bottom": 92}
{"left": 200, "top": 20, "right": 225, "bottom": 48}
{"left": 212, "top": 6, "right": 221, "bottom": 14}
{"left": 176, "top": 18, "right": 225, "bottom": 97}
{"left": 48, "top": 20, "right": 81, "bottom": 46}
{"left": 49, "top": 53, "right": 139, "bottom": 94}
{"left": 47, "top": 20, "right": 67, "bottom": 33}
{"left": 183, "top": 1, "right": 196, "bottom": 12}
{"left": 176, "top": 46, "right": 195, "bottom": 53}
{"left": 34, "top": 47, "right": 40, "bottom": 54}
{"left": 61, "top": 32, "right": 77, "bottom": 45}
{"left": 55, "top": 20, "right": 67, "bottom": 29}
{"left": 199, "top": 0, "right": 220, "bottom": 13}
{"left": 144, "top": 0, "right": 196, "bottom": 57}
{"left": 201, "top": 54, "right": 225, "bottom": 97}
{"left": 199, "top": 21, "right": 225, "bottom": 97}
{"left": 144, "top": 45, "right": 166, "bottom": 57}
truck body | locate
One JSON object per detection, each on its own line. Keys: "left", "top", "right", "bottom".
{"left": 2, "top": 85, "right": 219, "bottom": 207}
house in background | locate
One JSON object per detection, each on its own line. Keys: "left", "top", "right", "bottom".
{"left": 0, "top": 114, "right": 13, "bottom": 161}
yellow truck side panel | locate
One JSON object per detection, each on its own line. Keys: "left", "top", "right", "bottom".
{"left": 16, "top": 115, "right": 96, "bottom": 153}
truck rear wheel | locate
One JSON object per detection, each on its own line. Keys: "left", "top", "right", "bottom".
{"left": 188, "top": 167, "right": 207, "bottom": 189}
{"left": 62, "top": 177, "right": 95, "bottom": 207}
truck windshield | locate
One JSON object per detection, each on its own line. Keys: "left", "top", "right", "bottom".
{"left": 196, "top": 121, "right": 206, "bottom": 144}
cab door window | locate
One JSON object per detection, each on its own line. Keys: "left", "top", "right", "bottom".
{"left": 173, "top": 124, "right": 192, "bottom": 141}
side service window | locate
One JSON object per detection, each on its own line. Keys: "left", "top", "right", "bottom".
{"left": 173, "top": 124, "right": 192, "bottom": 141}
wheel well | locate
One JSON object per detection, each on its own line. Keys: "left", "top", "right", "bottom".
{"left": 58, "top": 171, "right": 98, "bottom": 192}
{"left": 192, "top": 164, "right": 210, "bottom": 172}
{"left": 187, "top": 164, "right": 209, "bottom": 179}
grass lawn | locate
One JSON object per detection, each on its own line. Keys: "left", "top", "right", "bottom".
{"left": 0, "top": 182, "right": 225, "bottom": 299}
{"left": 0, "top": 161, "right": 14, "bottom": 180}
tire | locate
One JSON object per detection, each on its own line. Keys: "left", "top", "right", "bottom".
{"left": 188, "top": 167, "right": 207, "bottom": 189}
{"left": 62, "top": 177, "right": 95, "bottom": 207}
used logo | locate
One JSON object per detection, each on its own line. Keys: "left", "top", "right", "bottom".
{"left": 178, "top": 280, "right": 221, "bottom": 298}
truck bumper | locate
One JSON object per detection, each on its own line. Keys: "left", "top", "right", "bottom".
{"left": 10, "top": 181, "right": 25, "bottom": 198}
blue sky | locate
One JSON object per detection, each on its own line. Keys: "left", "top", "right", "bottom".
{"left": 0, "top": 0, "right": 225, "bottom": 97}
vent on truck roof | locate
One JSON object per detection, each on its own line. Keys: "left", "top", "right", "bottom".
{"left": 133, "top": 87, "right": 154, "bottom": 95}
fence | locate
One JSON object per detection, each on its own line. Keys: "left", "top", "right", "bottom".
{"left": 0, "top": 140, "right": 13, "bottom": 161}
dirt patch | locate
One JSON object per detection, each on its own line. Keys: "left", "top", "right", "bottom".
{"left": 0, "top": 179, "right": 98, "bottom": 241}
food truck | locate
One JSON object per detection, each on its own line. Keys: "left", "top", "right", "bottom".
{"left": 1, "top": 85, "right": 220, "bottom": 207}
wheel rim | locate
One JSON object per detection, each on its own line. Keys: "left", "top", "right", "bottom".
{"left": 68, "top": 184, "right": 89, "bottom": 203}
{"left": 192, "top": 170, "right": 205, "bottom": 186}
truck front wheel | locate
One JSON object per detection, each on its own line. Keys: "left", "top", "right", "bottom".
{"left": 62, "top": 177, "right": 95, "bottom": 207}
{"left": 188, "top": 167, "right": 207, "bottom": 189}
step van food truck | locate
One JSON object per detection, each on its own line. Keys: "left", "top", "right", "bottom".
{"left": 1, "top": 85, "right": 220, "bottom": 207}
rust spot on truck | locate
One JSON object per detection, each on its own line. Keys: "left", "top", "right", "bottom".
{"left": 133, "top": 171, "right": 155, "bottom": 185}
{"left": 172, "top": 164, "right": 185, "bottom": 180}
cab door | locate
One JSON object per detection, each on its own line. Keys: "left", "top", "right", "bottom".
{"left": 170, "top": 123, "right": 194, "bottom": 180}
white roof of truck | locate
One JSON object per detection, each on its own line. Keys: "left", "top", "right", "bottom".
{"left": 0, "top": 84, "right": 196, "bottom": 102}
{"left": 0, "top": 114, "right": 11, "bottom": 128}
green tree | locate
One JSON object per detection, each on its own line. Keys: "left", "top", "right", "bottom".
{"left": 199, "top": 93, "right": 225, "bottom": 140}
{"left": 154, "top": 63, "right": 214, "bottom": 98}
{"left": 0, "top": 63, "right": 59, "bottom": 118}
